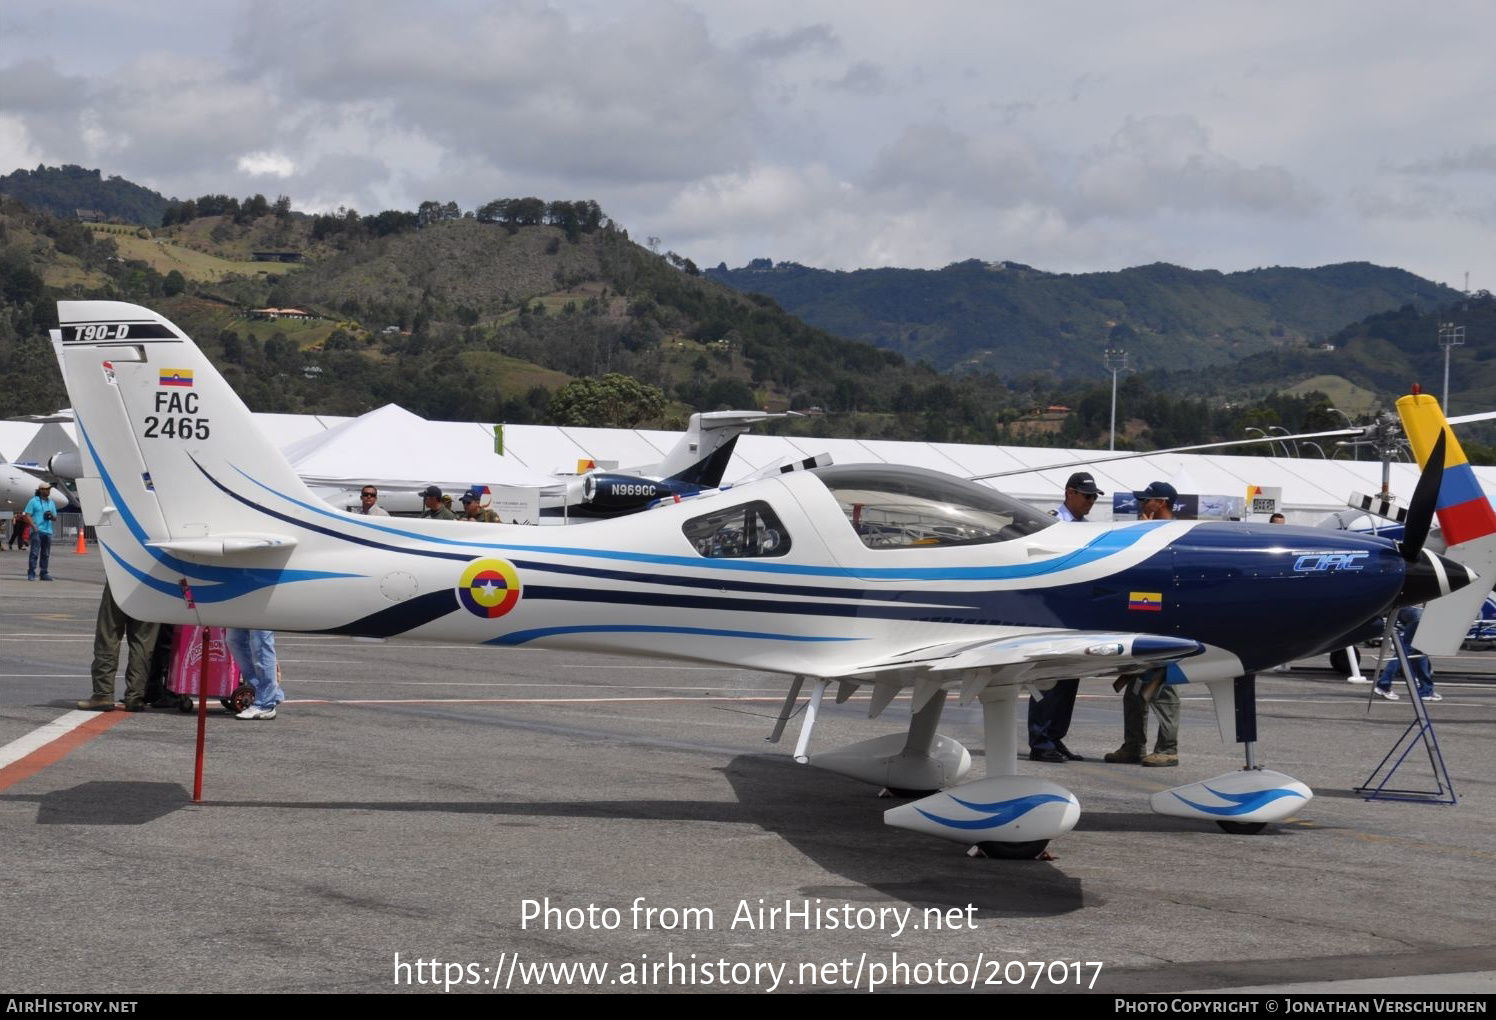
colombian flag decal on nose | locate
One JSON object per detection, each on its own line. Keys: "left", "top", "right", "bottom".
{"left": 458, "top": 558, "right": 522, "bottom": 619}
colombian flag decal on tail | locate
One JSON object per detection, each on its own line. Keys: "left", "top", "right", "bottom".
{"left": 159, "top": 368, "right": 194, "bottom": 387}
{"left": 1397, "top": 392, "right": 1496, "bottom": 547}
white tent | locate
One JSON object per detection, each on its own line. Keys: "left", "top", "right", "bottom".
{"left": 283, "top": 404, "right": 559, "bottom": 491}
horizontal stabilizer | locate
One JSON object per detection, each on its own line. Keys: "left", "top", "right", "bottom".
{"left": 146, "top": 533, "right": 299, "bottom": 557}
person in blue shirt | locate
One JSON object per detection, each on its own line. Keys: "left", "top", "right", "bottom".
{"left": 23, "top": 483, "right": 58, "bottom": 581}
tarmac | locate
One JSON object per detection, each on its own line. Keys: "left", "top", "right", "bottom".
{"left": 2, "top": 549, "right": 1494, "bottom": 994}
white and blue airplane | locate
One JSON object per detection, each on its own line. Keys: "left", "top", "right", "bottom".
{"left": 49, "top": 301, "right": 1478, "bottom": 858}
{"left": 0, "top": 463, "right": 69, "bottom": 515}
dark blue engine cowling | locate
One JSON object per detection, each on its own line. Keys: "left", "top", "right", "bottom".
{"left": 581, "top": 473, "right": 698, "bottom": 515}
{"left": 1142, "top": 523, "right": 1407, "bottom": 672}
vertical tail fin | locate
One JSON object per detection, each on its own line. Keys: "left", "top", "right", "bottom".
{"left": 53, "top": 301, "right": 325, "bottom": 620}
{"left": 1394, "top": 391, "right": 1496, "bottom": 652}
{"left": 656, "top": 410, "right": 799, "bottom": 485}
{"left": 1397, "top": 392, "right": 1496, "bottom": 547}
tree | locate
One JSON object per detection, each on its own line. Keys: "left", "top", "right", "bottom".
{"left": 545, "top": 373, "right": 666, "bottom": 428}
{"left": 163, "top": 269, "right": 186, "bottom": 296}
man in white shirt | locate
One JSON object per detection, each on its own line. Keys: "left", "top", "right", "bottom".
{"left": 1029, "top": 471, "right": 1103, "bottom": 762}
{"left": 358, "top": 485, "right": 390, "bottom": 516}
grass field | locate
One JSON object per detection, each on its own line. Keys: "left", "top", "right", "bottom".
{"left": 458, "top": 351, "right": 573, "bottom": 399}
{"left": 94, "top": 228, "right": 301, "bottom": 282}
{"left": 1281, "top": 374, "right": 1381, "bottom": 416}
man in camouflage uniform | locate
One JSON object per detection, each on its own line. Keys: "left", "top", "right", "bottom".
{"left": 459, "top": 487, "right": 500, "bottom": 523}
{"left": 420, "top": 485, "right": 456, "bottom": 520}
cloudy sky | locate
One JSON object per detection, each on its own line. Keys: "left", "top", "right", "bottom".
{"left": 2, "top": 1, "right": 1492, "bottom": 288}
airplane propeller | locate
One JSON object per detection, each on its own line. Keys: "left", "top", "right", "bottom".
{"left": 1398, "top": 429, "right": 1445, "bottom": 563}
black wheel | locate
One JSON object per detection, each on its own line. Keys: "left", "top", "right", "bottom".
{"left": 1217, "top": 820, "right": 1267, "bottom": 835}
{"left": 176, "top": 696, "right": 193, "bottom": 714}
{"left": 228, "top": 684, "right": 255, "bottom": 712}
{"left": 975, "top": 839, "right": 1050, "bottom": 860}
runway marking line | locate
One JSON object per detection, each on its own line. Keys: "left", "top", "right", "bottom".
{"left": 0, "top": 709, "right": 129, "bottom": 793}
{"left": 301, "top": 695, "right": 792, "bottom": 706}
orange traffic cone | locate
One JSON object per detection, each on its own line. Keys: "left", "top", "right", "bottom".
{"left": 75, "top": 527, "right": 87, "bottom": 555}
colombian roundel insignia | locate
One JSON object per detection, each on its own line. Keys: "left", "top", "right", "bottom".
{"left": 457, "top": 558, "right": 521, "bottom": 619}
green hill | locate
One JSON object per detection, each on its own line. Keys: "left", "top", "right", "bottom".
{"left": 707, "top": 258, "right": 1459, "bottom": 380}
{"left": 1153, "top": 293, "right": 1496, "bottom": 418}
{"left": 0, "top": 195, "right": 1009, "bottom": 441}
{"left": 5, "top": 168, "right": 1489, "bottom": 457}
{"left": 0, "top": 164, "right": 173, "bottom": 226}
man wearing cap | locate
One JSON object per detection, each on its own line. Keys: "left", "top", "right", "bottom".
{"left": 1027, "top": 472, "right": 1104, "bottom": 763}
{"left": 459, "top": 488, "right": 501, "bottom": 523}
{"left": 419, "top": 485, "right": 456, "bottom": 520}
{"left": 1136, "top": 481, "right": 1177, "bottom": 522}
{"left": 23, "top": 484, "right": 58, "bottom": 581}
{"left": 1105, "top": 481, "right": 1182, "bottom": 767}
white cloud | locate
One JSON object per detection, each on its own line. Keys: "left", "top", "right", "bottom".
{"left": 1072, "top": 115, "right": 1321, "bottom": 220}
{"left": 0, "top": 115, "right": 44, "bottom": 173}
{"left": 237, "top": 152, "right": 297, "bottom": 178}
{"left": 234, "top": 1, "right": 763, "bottom": 185}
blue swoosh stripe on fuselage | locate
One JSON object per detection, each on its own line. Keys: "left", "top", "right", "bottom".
{"left": 309, "top": 589, "right": 462, "bottom": 638}
{"left": 196, "top": 458, "right": 473, "bottom": 563}
{"left": 79, "top": 422, "right": 359, "bottom": 598}
{"left": 487, "top": 521, "right": 1169, "bottom": 582}
{"left": 520, "top": 584, "right": 977, "bottom": 620}
{"left": 230, "top": 462, "right": 1170, "bottom": 581}
{"left": 508, "top": 558, "right": 884, "bottom": 603}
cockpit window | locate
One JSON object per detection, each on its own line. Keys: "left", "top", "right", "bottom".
{"left": 811, "top": 464, "right": 1053, "bottom": 549}
{"left": 683, "top": 500, "right": 792, "bottom": 558}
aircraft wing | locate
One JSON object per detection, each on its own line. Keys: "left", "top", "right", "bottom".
{"left": 826, "top": 632, "right": 1203, "bottom": 683}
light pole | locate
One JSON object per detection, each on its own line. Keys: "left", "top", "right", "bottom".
{"left": 1104, "top": 348, "right": 1128, "bottom": 451}
{"left": 1327, "top": 407, "right": 1358, "bottom": 461}
{"left": 1439, "top": 321, "right": 1465, "bottom": 413}
{"left": 1267, "top": 425, "right": 1295, "bottom": 458}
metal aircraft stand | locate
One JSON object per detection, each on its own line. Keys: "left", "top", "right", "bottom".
{"left": 1354, "top": 630, "right": 1456, "bottom": 805}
